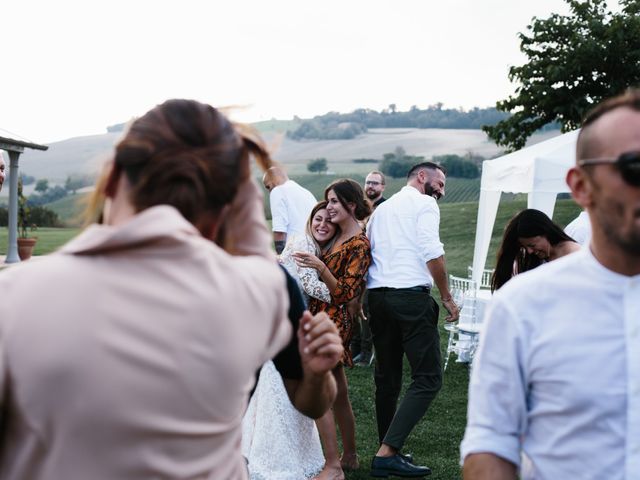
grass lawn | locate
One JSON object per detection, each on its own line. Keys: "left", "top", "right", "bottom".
{"left": 0, "top": 198, "right": 582, "bottom": 479}
{"left": 0, "top": 227, "right": 81, "bottom": 258}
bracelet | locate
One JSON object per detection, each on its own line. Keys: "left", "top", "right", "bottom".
{"left": 441, "top": 296, "right": 453, "bottom": 302}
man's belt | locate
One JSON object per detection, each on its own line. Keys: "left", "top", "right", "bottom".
{"left": 369, "top": 286, "right": 431, "bottom": 294}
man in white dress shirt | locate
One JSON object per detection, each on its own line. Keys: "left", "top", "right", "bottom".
{"left": 462, "top": 91, "right": 640, "bottom": 479}
{"left": 367, "top": 162, "right": 460, "bottom": 478}
{"left": 263, "top": 166, "right": 316, "bottom": 254}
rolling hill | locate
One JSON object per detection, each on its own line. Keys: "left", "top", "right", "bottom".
{"left": 14, "top": 127, "right": 559, "bottom": 183}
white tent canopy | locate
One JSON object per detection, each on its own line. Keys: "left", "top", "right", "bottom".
{"left": 470, "top": 129, "right": 580, "bottom": 286}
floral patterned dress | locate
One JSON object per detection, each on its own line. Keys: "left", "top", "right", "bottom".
{"left": 308, "top": 232, "right": 371, "bottom": 367}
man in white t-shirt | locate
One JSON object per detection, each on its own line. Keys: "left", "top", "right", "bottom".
{"left": 263, "top": 166, "right": 316, "bottom": 253}
{"left": 462, "top": 91, "right": 640, "bottom": 479}
{"left": 564, "top": 210, "right": 591, "bottom": 245}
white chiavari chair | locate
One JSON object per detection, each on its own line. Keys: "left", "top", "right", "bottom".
{"left": 444, "top": 275, "right": 478, "bottom": 370}
{"left": 467, "top": 265, "right": 494, "bottom": 290}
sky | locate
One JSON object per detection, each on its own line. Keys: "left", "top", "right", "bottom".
{"left": 1, "top": 0, "right": 579, "bottom": 144}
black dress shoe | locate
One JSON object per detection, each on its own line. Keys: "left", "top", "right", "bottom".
{"left": 370, "top": 454, "right": 431, "bottom": 478}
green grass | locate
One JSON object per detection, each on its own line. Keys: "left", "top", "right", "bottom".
{"left": 261, "top": 174, "right": 485, "bottom": 221}
{"left": 0, "top": 197, "right": 583, "bottom": 479}
{"left": 42, "top": 175, "right": 483, "bottom": 227}
{"left": 0, "top": 227, "right": 81, "bottom": 257}
{"left": 290, "top": 174, "right": 482, "bottom": 205}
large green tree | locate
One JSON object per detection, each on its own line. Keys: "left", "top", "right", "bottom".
{"left": 484, "top": 0, "right": 640, "bottom": 151}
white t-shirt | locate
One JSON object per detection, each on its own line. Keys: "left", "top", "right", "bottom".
{"left": 269, "top": 180, "right": 317, "bottom": 238}
{"left": 564, "top": 211, "right": 591, "bottom": 246}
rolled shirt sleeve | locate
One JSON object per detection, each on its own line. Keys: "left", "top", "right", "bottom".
{"left": 416, "top": 199, "right": 444, "bottom": 264}
{"left": 460, "top": 296, "right": 528, "bottom": 468}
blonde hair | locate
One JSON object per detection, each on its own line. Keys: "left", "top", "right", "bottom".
{"left": 305, "top": 200, "right": 338, "bottom": 254}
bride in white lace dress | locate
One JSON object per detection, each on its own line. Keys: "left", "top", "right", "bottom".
{"left": 242, "top": 201, "right": 338, "bottom": 480}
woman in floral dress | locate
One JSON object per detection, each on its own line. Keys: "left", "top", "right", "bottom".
{"left": 294, "top": 179, "right": 372, "bottom": 480}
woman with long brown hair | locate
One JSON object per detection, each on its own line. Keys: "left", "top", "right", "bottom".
{"left": 294, "top": 178, "right": 372, "bottom": 480}
{"left": 492, "top": 208, "right": 580, "bottom": 291}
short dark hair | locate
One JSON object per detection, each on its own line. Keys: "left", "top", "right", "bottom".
{"left": 407, "top": 161, "right": 446, "bottom": 179}
{"left": 367, "top": 170, "right": 386, "bottom": 185}
{"left": 578, "top": 89, "right": 640, "bottom": 160}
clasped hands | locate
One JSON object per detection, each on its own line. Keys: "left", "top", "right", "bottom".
{"left": 292, "top": 251, "right": 324, "bottom": 271}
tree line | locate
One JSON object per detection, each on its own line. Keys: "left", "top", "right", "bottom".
{"left": 288, "top": 105, "right": 515, "bottom": 140}
{"left": 0, "top": 173, "right": 94, "bottom": 228}
{"left": 307, "top": 147, "right": 481, "bottom": 179}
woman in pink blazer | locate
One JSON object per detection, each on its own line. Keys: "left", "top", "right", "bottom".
{"left": 0, "top": 100, "right": 335, "bottom": 480}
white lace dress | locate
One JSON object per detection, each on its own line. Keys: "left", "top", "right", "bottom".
{"left": 241, "top": 235, "right": 331, "bottom": 480}
{"left": 242, "top": 361, "right": 324, "bottom": 480}
{"left": 279, "top": 234, "right": 332, "bottom": 305}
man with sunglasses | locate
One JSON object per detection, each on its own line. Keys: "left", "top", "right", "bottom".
{"left": 462, "top": 90, "right": 640, "bottom": 480}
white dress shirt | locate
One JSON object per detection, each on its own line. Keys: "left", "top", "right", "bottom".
{"left": 269, "top": 180, "right": 317, "bottom": 238}
{"left": 366, "top": 185, "right": 444, "bottom": 289}
{"left": 461, "top": 247, "right": 640, "bottom": 480}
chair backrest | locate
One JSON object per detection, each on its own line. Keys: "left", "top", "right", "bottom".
{"left": 450, "top": 274, "right": 477, "bottom": 294}
{"left": 467, "top": 266, "right": 494, "bottom": 290}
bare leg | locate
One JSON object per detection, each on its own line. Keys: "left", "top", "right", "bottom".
{"left": 332, "top": 365, "right": 359, "bottom": 470}
{"left": 314, "top": 410, "right": 344, "bottom": 480}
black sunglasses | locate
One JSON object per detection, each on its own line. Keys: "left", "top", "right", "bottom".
{"left": 578, "top": 151, "right": 640, "bottom": 187}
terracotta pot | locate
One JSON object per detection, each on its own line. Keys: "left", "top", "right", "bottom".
{"left": 17, "top": 237, "right": 38, "bottom": 261}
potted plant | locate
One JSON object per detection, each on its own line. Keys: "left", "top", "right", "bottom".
{"left": 17, "top": 179, "right": 38, "bottom": 260}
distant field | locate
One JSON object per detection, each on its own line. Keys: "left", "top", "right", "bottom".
{"left": 287, "top": 174, "right": 484, "bottom": 204}
{"left": 264, "top": 174, "right": 528, "bottom": 222}
{"left": 252, "top": 118, "right": 303, "bottom": 133}
{"left": 42, "top": 174, "right": 487, "bottom": 226}
{"left": 46, "top": 193, "right": 89, "bottom": 226}
{"left": 16, "top": 128, "right": 560, "bottom": 183}
{"left": 262, "top": 129, "right": 559, "bottom": 176}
